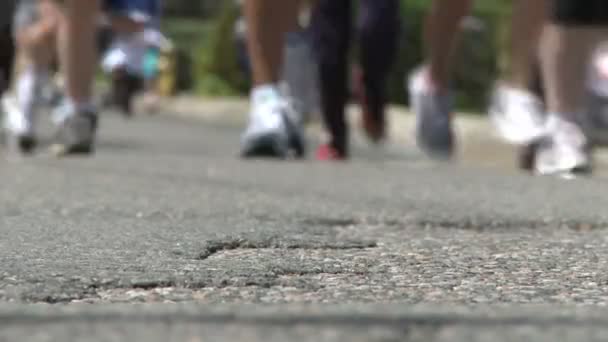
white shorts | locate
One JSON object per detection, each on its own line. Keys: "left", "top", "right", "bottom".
{"left": 101, "top": 32, "right": 148, "bottom": 76}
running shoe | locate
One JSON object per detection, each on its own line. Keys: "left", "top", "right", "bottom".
{"left": 241, "top": 85, "right": 305, "bottom": 159}
{"left": 315, "top": 143, "right": 346, "bottom": 161}
{"left": 534, "top": 115, "right": 591, "bottom": 178}
{"left": 50, "top": 103, "right": 98, "bottom": 156}
{"left": 407, "top": 67, "right": 454, "bottom": 159}
{"left": 489, "top": 83, "right": 546, "bottom": 145}
{"left": 3, "top": 95, "right": 37, "bottom": 154}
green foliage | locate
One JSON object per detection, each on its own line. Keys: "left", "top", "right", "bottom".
{"left": 194, "top": 2, "right": 248, "bottom": 96}
{"left": 161, "top": 18, "right": 210, "bottom": 92}
{"left": 161, "top": 8, "right": 246, "bottom": 96}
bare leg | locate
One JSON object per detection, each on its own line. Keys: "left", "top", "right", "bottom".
{"left": 540, "top": 25, "right": 604, "bottom": 118}
{"left": 425, "top": 0, "right": 472, "bottom": 91}
{"left": 244, "top": 0, "right": 299, "bottom": 85}
{"left": 50, "top": 0, "right": 100, "bottom": 155}
{"left": 4, "top": 0, "right": 61, "bottom": 153}
{"left": 508, "top": 0, "right": 549, "bottom": 89}
{"left": 59, "top": 0, "right": 100, "bottom": 105}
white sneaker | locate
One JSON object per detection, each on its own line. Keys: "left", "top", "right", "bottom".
{"left": 534, "top": 115, "right": 591, "bottom": 177}
{"left": 3, "top": 95, "right": 37, "bottom": 154}
{"left": 489, "top": 83, "right": 546, "bottom": 145}
{"left": 3, "top": 95, "right": 33, "bottom": 137}
{"left": 240, "top": 85, "right": 305, "bottom": 158}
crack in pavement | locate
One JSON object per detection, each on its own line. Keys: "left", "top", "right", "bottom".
{"left": 197, "top": 235, "right": 377, "bottom": 261}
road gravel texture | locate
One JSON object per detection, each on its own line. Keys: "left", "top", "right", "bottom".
{"left": 1, "top": 112, "right": 608, "bottom": 341}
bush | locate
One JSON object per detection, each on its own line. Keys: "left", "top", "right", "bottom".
{"left": 195, "top": 2, "right": 248, "bottom": 96}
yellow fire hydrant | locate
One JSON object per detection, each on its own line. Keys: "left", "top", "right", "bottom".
{"left": 157, "top": 43, "right": 177, "bottom": 97}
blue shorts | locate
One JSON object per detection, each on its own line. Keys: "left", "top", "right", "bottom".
{"left": 103, "top": 0, "right": 160, "bottom": 22}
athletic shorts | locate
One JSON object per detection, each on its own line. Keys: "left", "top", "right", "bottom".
{"left": 552, "top": 0, "right": 608, "bottom": 26}
{"left": 0, "top": 1, "right": 16, "bottom": 28}
{"left": 142, "top": 47, "right": 159, "bottom": 79}
{"left": 103, "top": 0, "right": 160, "bottom": 25}
{"left": 0, "top": 22, "right": 15, "bottom": 93}
{"left": 13, "top": 0, "right": 38, "bottom": 35}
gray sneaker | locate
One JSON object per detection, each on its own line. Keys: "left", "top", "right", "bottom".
{"left": 408, "top": 68, "right": 454, "bottom": 159}
{"left": 50, "top": 107, "right": 98, "bottom": 156}
{"left": 6, "top": 133, "right": 37, "bottom": 155}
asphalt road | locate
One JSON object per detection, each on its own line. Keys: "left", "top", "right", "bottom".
{"left": 2, "top": 111, "right": 608, "bottom": 341}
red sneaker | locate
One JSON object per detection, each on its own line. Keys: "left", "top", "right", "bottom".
{"left": 316, "top": 144, "right": 346, "bottom": 161}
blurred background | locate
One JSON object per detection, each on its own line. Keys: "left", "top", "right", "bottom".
{"left": 160, "top": 0, "right": 511, "bottom": 112}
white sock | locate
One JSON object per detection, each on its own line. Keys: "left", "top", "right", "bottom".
{"left": 16, "top": 66, "right": 42, "bottom": 123}
{"left": 51, "top": 98, "right": 96, "bottom": 126}
{"left": 545, "top": 113, "right": 579, "bottom": 128}
{"left": 62, "top": 98, "right": 96, "bottom": 114}
{"left": 9, "top": 66, "right": 48, "bottom": 135}
{"left": 251, "top": 84, "right": 281, "bottom": 108}
{"left": 247, "top": 84, "right": 286, "bottom": 131}
{"left": 545, "top": 113, "right": 587, "bottom": 146}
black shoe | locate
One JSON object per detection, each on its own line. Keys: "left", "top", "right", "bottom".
{"left": 518, "top": 141, "right": 539, "bottom": 172}
{"left": 6, "top": 133, "right": 37, "bottom": 155}
{"left": 112, "top": 69, "right": 142, "bottom": 117}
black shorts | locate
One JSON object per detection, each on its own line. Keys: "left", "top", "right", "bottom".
{"left": 552, "top": 0, "right": 608, "bottom": 26}
{"left": 0, "top": 24, "right": 15, "bottom": 93}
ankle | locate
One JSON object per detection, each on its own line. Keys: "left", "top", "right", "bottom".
{"left": 251, "top": 84, "right": 281, "bottom": 107}
{"left": 426, "top": 66, "right": 450, "bottom": 93}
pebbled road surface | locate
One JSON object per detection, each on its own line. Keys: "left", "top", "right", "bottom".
{"left": 2, "top": 110, "right": 608, "bottom": 341}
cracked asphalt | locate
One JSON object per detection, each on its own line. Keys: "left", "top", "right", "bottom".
{"left": 3, "top": 109, "right": 608, "bottom": 341}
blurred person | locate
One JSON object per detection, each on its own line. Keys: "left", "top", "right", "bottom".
{"left": 414, "top": 0, "right": 608, "bottom": 176}
{"left": 51, "top": 0, "right": 101, "bottom": 156}
{"left": 5, "top": 0, "right": 161, "bottom": 155}
{"left": 100, "top": 0, "right": 162, "bottom": 117}
{"left": 311, "top": 0, "right": 401, "bottom": 160}
{"left": 240, "top": 0, "right": 306, "bottom": 158}
{"left": 3, "top": 0, "right": 63, "bottom": 153}
{"left": 586, "top": 41, "right": 608, "bottom": 147}
{"left": 51, "top": 0, "right": 160, "bottom": 155}
{"left": 139, "top": 31, "right": 171, "bottom": 114}
{"left": 279, "top": 8, "right": 320, "bottom": 126}
{"left": 533, "top": 0, "right": 608, "bottom": 177}
{"left": 0, "top": 2, "right": 16, "bottom": 96}
{"left": 235, "top": 0, "right": 318, "bottom": 147}
{"left": 408, "top": 0, "right": 548, "bottom": 160}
